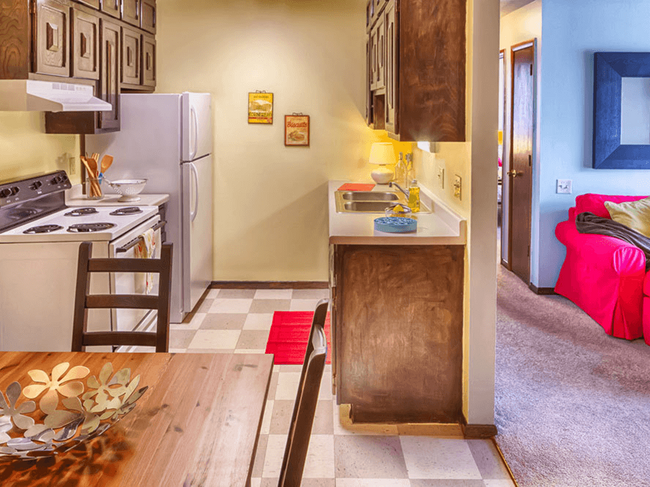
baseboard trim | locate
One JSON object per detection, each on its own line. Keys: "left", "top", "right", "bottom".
{"left": 500, "top": 258, "right": 511, "bottom": 271}
{"left": 460, "top": 413, "right": 498, "bottom": 439}
{"left": 182, "top": 286, "right": 211, "bottom": 324}
{"left": 528, "top": 283, "right": 557, "bottom": 295}
{"left": 211, "top": 281, "right": 329, "bottom": 290}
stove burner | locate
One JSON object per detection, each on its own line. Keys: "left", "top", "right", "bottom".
{"left": 110, "top": 207, "right": 142, "bottom": 216}
{"left": 24, "top": 224, "right": 63, "bottom": 234}
{"left": 67, "top": 223, "right": 116, "bottom": 233}
{"left": 65, "top": 207, "right": 98, "bottom": 217}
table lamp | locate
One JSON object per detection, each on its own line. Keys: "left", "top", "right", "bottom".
{"left": 369, "top": 142, "right": 396, "bottom": 184}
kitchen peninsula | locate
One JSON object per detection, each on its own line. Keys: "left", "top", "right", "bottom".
{"left": 328, "top": 181, "right": 466, "bottom": 424}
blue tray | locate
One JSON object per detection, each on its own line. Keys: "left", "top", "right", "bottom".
{"left": 374, "top": 217, "right": 417, "bottom": 233}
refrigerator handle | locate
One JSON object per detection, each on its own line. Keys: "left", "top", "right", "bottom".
{"left": 190, "top": 106, "right": 199, "bottom": 160}
{"left": 190, "top": 162, "right": 199, "bottom": 222}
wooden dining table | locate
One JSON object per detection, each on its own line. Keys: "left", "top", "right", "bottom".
{"left": 0, "top": 351, "right": 274, "bottom": 486}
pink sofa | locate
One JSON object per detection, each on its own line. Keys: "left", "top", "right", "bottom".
{"left": 555, "top": 194, "right": 650, "bottom": 342}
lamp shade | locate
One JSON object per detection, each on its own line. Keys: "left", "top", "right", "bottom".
{"left": 369, "top": 142, "right": 396, "bottom": 166}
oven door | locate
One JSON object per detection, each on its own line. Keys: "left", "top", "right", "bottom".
{"left": 108, "top": 215, "right": 164, "bottom": 333}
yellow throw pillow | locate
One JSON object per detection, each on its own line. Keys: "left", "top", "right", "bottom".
{"left": 605, "top": 198, "right": 650, "bottom": 237}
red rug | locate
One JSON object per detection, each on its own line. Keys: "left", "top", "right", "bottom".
{"left": 265, "top": 311, "right": 331, "bottom": 365}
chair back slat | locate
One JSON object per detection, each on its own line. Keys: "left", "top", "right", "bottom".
{"left": 278, "top": 299, "right": 329, "bottom": 487}
{"left": 86, "top": 295, "right": 160, "bottom": 310}
{"left": 72, "top": 241, "right": 173, "bottom": 353}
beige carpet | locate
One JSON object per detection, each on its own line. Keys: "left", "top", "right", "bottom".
{"left": 495, "top": 266, "right": 650, "bottom": 487}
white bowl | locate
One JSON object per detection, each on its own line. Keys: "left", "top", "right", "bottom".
{"left": 107, "top": 179, "right": 148, "bottom": 202}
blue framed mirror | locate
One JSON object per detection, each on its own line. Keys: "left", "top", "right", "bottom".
{"left": 593, "top": 52, "right": 650, "bottom": 169}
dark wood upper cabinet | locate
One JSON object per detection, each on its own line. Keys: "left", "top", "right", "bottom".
{"left": 122, "top": 0, "right": 140, "bottom": 27}
{"left": 367, "top": 0, "right": 466, "bottom": 142}
{"left": 98, "top": 18, "right": 121, "bottom": 130}
{"left": 76, "top": 0, "right": 99, "bottom": 9}
{"left": 141, "top": 0, "right": 156, "bottom": 34}
{"left": 71, "top": 6, "right": 100, "bottom": 80}
{"left": 142, "top": 33, "right": 156, "bottom": 88}
{"left": 34, "top": 0, "right": 71, "bottom": 78}
{"left": 121, "top": 25, "right": 141, "bottom": 87}
{"left": 101, "top": 0, "right": 121, "bottom": 19}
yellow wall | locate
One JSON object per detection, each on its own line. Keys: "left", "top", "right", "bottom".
{"left": 0, "top": 113, "right": 80, "bottom": 184}
{"left": 156, "top": 0, "right": 404, "bottom": 281}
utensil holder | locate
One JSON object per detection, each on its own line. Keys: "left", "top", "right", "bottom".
{"left": 85, "top": 178, "right": 103, "bottom": 199}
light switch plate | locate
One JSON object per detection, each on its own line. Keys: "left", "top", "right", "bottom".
{"left": 556, "top": 179, "right": 572, "bottom": 194}
{"left": 453, "top": 175, "right": 462, "bottom": 200}
{"left": 437, "top": 162, "right": 445, "bottom": 190}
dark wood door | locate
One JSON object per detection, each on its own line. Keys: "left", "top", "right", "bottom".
{"left": 141, "top": 0, "right": 156, "bottom": 34}
{"left": 121, "top": 26, "right": 141, "bottom": 87}
{"left": 369, "top": 24, "right": 378, "bottom": 91}
{"left": 508, "top": 42, "right": 534, "bottom": 284}
{"left": 374, "top": 15, "right": 385, "bottom": 90}
{"left": 71, "top": 7, "right": 99, "bottom": 80}
{"left": 101, "top": 0, "right": 121, "bottom": 19}
{"left": 99, "top": 18, "right": 120, "bottom": 130}
{"left": 33, "top": 0, "right": 70, "bottom": 77}
{"left": 122, "top": 0, "right": 140, "bottom": 27}
{"left": 142, "top": 34, "right": 156, "bottom": 88}
{"left": 384, "top": 0, "right": 397, "bottom": 134}
{"left": 365, "top": 38, "right": 371, "bottom": 125}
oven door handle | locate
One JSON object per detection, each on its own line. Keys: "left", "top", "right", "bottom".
{"left": 116, "top": 220, "right": 166, "bottom": 254}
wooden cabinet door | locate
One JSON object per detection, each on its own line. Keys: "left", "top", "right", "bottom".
{"left": 369, "top": 24, "right": 377, "bottom": 91}
{"left": 122, "top": 0, "right": 140, "bottom": 27}
{"left": 141, "top": 0, "right": 156, "bottom": 34}
{"left": 33, "top": 0, "right": 70, "bottom": 77}
{"left": 99, "top": 19, "right": 120, "bottom": 130}
{"left": 365, "top": 39, "right": 372, "bottom": 125}
{"left": 384, "top": 0, "right": 397, "bottom": 133}
{"left": 76, "top": 0, "right": 100, "bottom": 9}
{"left": 142, "top": 34, "right": 156, "bottom": 88}
{"left": 71, "top": 7, "right": 99, "bottom": 80}
{"left": 375, "top": 15, "right": 385, "bottom": 91}
{"left": 101, "top": 0, "right": 121, "bottom": 19}
{"left": 121, "top": 26, "right": 140, "bottom": 86}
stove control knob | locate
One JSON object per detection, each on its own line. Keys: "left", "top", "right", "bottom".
{"left": 51, "top": 175, "right": 62, "bottom": 185}
{"left": 10, "top": 187, "right": 20, "bottom": 196}
{"left": 0, "top": 188, "right": 11, "bottom": 198}
{"left": 29, "top": 181, "right": 43, "bottom": 191}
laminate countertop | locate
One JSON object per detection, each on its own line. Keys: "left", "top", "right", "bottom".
{"left": 66, "top": 185, "right": 170, "bottom": 207}
{"left": 328, "top": 180, "right": 467, "bottom": 245}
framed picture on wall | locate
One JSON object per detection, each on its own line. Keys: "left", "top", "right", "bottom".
{"left": 248, "top": 92, "right": 274, "bottom": 124}
{"left": 285, "top": 114, "right": 310, "bottom": 147}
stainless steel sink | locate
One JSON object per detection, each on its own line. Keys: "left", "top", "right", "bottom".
{"left": 335, "top": 190, "right": 431, "bottom": 213}
{"left": 340, "top": 191, "right": 399, "bottom": 202}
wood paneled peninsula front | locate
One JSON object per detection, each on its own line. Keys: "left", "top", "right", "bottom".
{"left": 328, "top": 181, "right": 466, "bottom": 424}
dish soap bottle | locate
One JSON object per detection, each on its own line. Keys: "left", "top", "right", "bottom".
{"left": 408, "top": 179, "right": 420, "bottom": 212}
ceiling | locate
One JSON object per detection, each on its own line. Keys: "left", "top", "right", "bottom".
{"left": 500, "top": 0, "right": 536, "bottom": 16}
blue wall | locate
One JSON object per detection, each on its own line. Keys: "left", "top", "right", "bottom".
{"left": 535, "top": 0, "right": 650, "bottom": 287}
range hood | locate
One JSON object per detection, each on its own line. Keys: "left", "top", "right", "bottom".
{"left": 0, "top": 80, "right": 112, "bottom": 112}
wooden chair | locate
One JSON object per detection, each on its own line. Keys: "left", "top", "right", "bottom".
{"left": 72, "top": 241, "right": 173, "bottom": 352}
{"left": 278, "top": 299, "right": 329, "bottom": 487}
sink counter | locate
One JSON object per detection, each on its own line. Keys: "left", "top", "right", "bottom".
{"left": 328, "top": 180, "right": 466, "bottom": 245}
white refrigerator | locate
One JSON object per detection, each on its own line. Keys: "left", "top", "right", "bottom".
{"left": 88, "top": 93, "right": 213, "bottom": 323}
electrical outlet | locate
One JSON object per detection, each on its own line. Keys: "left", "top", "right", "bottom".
{"left": 453, "top": 175, "right": 462, "bottom": 200}
{"left": 556, "top": 179, "right": 572, "bottom": 194}
{"left": 437, "top": 163, "right": 445, "bottom": 190}
{"left": 68, "top": 155, "right": 77, "bottom": 175}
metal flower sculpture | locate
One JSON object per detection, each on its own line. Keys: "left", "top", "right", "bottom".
{"left": 0, "top": 362, "right": 147, "bottom": 461}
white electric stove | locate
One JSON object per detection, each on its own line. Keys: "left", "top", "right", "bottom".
{"left": 0, "top": 171, "right": 166, "bottom": 352}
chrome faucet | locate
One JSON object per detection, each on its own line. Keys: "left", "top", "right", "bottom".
{"left": 389, "top": 181, "right": 409, "bottom": 199}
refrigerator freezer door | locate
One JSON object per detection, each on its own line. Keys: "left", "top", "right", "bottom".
{"left": 182, "top": 92, "right": 212, "bottom": 162}
{"left": 182, "top": 154, "right": 214, "bottom": 313}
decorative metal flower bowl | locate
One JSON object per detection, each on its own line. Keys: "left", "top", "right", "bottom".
{"left": 0, "top": 362, "right": 147, "bottom": 462}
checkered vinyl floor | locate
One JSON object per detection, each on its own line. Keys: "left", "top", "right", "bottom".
{"left": 167, "top": 288, "right": 515, "bottom": 487}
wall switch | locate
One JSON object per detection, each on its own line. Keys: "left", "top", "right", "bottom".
{"left": 437, "top": 163, "right": 445, "bottom": 190}
{"left": 556, "top": 179, "right": 572, "bottom": 194}
{"left": 68, "top": 155, "right": 77, "bottom": 175}
{"left": 453, "top": 175, "right": 462, "bottom": 200}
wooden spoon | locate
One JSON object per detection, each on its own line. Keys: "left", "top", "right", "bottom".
{"left": 100, "top": 155, "right": 114, "bottom": 174}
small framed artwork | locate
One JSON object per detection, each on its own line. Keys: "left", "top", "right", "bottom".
{"left": 248, "top": 92, "right": 274, "bottom": 124}
{"left": 285, "top": 113, "right": 310, "bottom": 147}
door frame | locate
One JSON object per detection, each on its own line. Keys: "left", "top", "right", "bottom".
{"left": 506, "top": 39, "right": 536, "bottom": 278}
